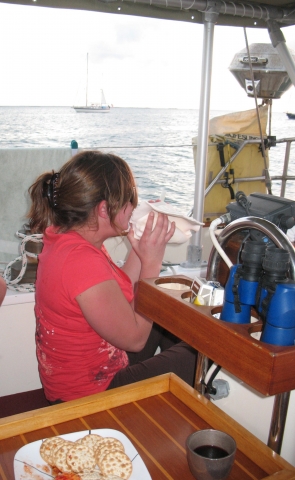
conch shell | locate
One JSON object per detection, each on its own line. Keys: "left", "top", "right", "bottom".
{"left": 130, "top": 201, "right": 203, "bottom": 244}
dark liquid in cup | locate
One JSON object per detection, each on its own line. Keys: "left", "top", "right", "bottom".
{"left": 193, "top": 445, "right": 229, "bottom": 459}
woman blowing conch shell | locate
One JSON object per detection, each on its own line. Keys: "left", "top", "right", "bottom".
{"left": 27, "top": 151, "right": 197, "bottom": 404}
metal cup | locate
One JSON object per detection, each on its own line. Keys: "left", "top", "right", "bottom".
{"left": 186, "top": 429, "right": 236, "bottom": 480}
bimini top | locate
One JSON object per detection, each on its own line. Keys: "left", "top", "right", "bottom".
{"left": 1, "top": 0, "right": 295, "bottom": 28}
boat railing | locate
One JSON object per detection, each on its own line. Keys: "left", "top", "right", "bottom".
{"left": 270, "top": 137, "right": 295, "bottom": 197}
{"left": 204, "top": 138, "right": 264, "bottom": 196}
{"left": 204, "top": 136, "right": 295, "bottom": 199}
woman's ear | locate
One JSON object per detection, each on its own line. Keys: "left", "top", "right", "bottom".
{"left": 97, "top": 200, "right": 109, "bottom": 219}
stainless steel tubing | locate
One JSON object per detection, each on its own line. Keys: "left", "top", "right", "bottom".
{"left": 280, "top": 140, "right": 292, "bottom": 198}
{"left": 191, "top": 14, "right": 216, "bottom": 249}
{"left": 207, "top": 216, "right": 295, "bottom": 281}
{"left": 205, "top": 216, "right": 295, "bottom": 454}
{"left": 268, "top": 21, "right": 295, "bottom": 87}
{"left": 268, "top": 391, "right": 291, "bottom": 453}
{"left": 184, "top": 10, "right": 218, "bottom": 268}
{"left": 194, "top": 353, "right": 208, "bottom": 394}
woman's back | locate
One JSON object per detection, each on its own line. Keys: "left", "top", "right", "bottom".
{"left": 35, "top": 226, "right": 130, "bottom": 401}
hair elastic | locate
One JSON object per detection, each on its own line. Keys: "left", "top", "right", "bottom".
{"left": 42, "top": 172, "right": 60, "bottom": 208}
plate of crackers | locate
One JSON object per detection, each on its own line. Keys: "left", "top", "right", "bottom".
{"left": 14, "top": 429, "right": 151, "bottom": 479}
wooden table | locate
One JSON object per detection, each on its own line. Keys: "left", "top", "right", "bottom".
{"left": 0, "top": 374, "right": 294, "bottom": 480}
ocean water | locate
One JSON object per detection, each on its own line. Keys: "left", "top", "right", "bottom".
{"left": 0, "top": 106, "right": 294, "bottom": 213}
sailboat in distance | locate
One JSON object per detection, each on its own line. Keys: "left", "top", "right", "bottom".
{"left": 73, "top": 54, "right": 111, "bottom": 113}
{"left": 74, "top": 89, "right": 110, "bottom": 113}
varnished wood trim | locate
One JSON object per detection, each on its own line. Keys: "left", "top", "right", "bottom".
{"left": 0, "top": 374, "right": 170, "bottom": 440}
{"left": 107, "top": 408, "right": 174, "bottom": 479}
{"left": 136, "top": 277, "right": 295, "bottom": 395}
{"left": 262, "top": 471, "right": 295, "bottom": 480}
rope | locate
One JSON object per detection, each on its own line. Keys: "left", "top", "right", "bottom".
{"left": 81, "top": 144, "right": 194, "bottom": 149}
{"left": 2, "top": 231, "right": 43, "bottom": 293}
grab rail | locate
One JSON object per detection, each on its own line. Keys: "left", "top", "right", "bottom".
{"left": 204, "top": 136, "right": 295, "bottom": 198}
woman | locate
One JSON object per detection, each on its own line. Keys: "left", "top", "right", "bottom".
{"left": 28, "top": 151, "right": 197, "bottom": 403}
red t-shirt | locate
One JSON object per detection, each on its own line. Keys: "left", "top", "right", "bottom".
{"left": 35, "top": 226, "right": 132, "bottom": 401}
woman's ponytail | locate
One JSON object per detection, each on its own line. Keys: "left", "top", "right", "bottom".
{"left": 27, "top": 172, "right": 55, "bottom": 233}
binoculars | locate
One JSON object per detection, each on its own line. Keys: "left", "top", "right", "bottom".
{"left": 220, "top": 240, "right": 295, "bottom": 346}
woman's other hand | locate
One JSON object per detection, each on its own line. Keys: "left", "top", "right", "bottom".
{"left": 128, "top": 211, "right": 175, "bottom": 277}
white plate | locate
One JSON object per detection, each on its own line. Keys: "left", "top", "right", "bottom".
{"left": 14, "top": 428, "right": 151, "bottom": 479}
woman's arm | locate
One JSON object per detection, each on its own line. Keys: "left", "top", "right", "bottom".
{"left": 76, "top": 279, "right": 152, "bottom": 352}
{"left": 0, "top": 277, "right": 7, "bottom": 305}
{"left": 121, "top": 249, "right": 141, "bottom": 287}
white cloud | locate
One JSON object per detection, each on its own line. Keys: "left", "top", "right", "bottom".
{"left": 0, "top": 3, "right": 294, "bottom": 110}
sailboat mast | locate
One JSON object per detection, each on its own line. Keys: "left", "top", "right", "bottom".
{"left": 86, "top": 53, "right": 88, "bottom": 107}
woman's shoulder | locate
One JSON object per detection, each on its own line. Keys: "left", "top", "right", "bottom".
{"left": 44, "top": 227, "right": 105, "bottom": 254}
{"left": 41, "top": 228, "right": 110, "bottom": 274}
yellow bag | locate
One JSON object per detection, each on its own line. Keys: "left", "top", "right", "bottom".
{"left": 193, "top": 106, "right": 269, "bottom": 223}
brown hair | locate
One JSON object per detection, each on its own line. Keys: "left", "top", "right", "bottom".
{"left": 27, "top": 150, "right": 138, "bottom": 234}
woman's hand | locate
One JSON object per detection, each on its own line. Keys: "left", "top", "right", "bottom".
{"left": 127, "top": 211, "right": 175, "bottom": 278}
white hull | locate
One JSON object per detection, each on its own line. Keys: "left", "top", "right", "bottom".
{"left": 73, "top": 107, "right": 110, "bottom": 113}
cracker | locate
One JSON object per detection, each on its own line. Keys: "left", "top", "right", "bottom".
{"left": 55, "top": 470, "right": 104, "bottom": 479}
{"left": 54, "top": 442, "right": 75, "bottom": 473}
{"left": 52, "top": 440, "right": 73, "bottom": 457}
{"left": 94, "top": 437, "right": 125, "bottom": 455}
{"left": 105, "top": 477, "right": 127, "bottom": 480}
{"left": 40, "top": 433, "right": 133, "bottom": 479}
{"left": 79, "top": 433, "right": 103, "bottom": 451}
{"left": 40, "top": 436, "right": 66, "bottom": 466}
{"left": 98, "top": 450, "right": 133, "bottom": 479}
{"left": 79, "top": 473, "right": 105, "bottom": 479}
{"left": 66, "top": 444, "right": 96, "bottom": 473}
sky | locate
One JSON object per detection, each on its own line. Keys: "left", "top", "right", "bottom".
{"left": 0, "top": 2, "right": 295, "bottom": 111}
